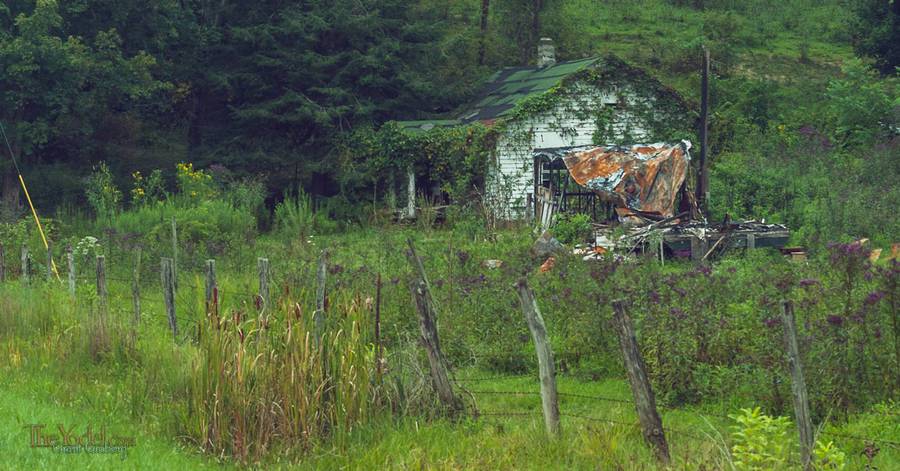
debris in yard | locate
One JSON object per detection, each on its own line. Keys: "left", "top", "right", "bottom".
{"left": 532, "top": 230, "right": 565, "bottom": 258}
{"left": 539, "top": 257, "right": 556, "bottom": 272}
{"left": 482, "top": 259, "right": 504, "bottom": 269}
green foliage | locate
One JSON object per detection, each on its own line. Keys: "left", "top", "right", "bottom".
{"left": 84, "top": 162, "right": 122, "bottom": 222}
{"left": 274, "top": 187, "right": 337, "bottom": 241}
{"left": 729, "top": 407, "right": 791, "bottom": 470}
{"left": 825, "top": 60, "right": 897, "bottom": 146}
{"left": 814, "top": 440, "right": 847, "bottom": 470}
{"left": 552, "top": 213, "right": 592, "bottom": 245}
{"left": 343, "top": 122, "right": 497, "bottom": 204}
{"left": 0, "top": 0, "right": 165, "bottom": 203}
{"left": 850, "top": 0, "right": 900, "bottom": 74}
{"left": 175, "top": 162, "right": 216, "bottom": 201}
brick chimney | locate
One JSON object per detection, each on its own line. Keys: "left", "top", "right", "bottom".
{"left": 537, "top": 37, "right": 556, "bottom": 68}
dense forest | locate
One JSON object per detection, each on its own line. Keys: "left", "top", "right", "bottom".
{"left": 1, "top": 0, "right": 897, "bottom": 245}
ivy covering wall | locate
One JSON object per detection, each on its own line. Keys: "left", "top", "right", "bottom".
{"left": 341, "top": 55, "right": 698, "bottom": 208}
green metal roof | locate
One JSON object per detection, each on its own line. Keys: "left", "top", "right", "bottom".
{"left": 395, "top": 57, "right": 602, "bottom": 132}
{"left": 465, "top": 57, "right": 601, "bottom": 121}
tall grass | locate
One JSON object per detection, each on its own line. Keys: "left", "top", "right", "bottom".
{"left": 187, "top": 291, "right": 382, "bottom": 462}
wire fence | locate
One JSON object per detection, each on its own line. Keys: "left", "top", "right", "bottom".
{"left": 457, "top": 373, "right": 900, "bottom": 462}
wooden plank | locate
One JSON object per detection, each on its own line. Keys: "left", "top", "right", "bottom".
{"left": 405, "top": 238, "right": 463, "bottom": 415}
{"left": 782, "top": 300, "right": 814, "bottom": 471}
{"left": 612, "top": 300, "right": 670, "bottom": 464}
{"left": 515, "top": 278, "right": 560, "bottom": 436}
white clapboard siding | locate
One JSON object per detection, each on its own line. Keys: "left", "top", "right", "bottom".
{"left": 488, "top": 82, "right": 658, "bottom": 218}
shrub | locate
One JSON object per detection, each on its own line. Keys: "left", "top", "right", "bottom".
{"left": 729, "top": 407, "right": 792, "bottom": 470}
{"left": 85, "top": 162, "right": 122, "bottom": 223}
{"left": 553, "top": 213, "right": 592, "bottom": 245}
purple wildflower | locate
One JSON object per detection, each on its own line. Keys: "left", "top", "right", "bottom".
{"left": 864, "top": 291, "right": 885, "bottom": 305}
{"left": 799, "top": 278, "right": 819, "bottom": 287}
{"left": 669, "top": 307, "right": 687, "bottom": 320}
{"left": 763, "top": 317, "right": 781, "bottom": 328}
{"left": 826, "top": 315, "right": 844, "bottom": 327}
{"left": 648, "top": 290, "right": 661, "bottom": 304}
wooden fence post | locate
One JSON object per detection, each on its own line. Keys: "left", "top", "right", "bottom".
{"left": 0, "top": 243, "right": 5, "bottom": 282}
{"left": 375, "top": 272, "right": 383, "bottom": 380}
{"left": 66, "top": 244, "right": 75, "bottom": 296}
{"left": 515, "top": 278, "right": 560, "bottom": 436}
{"left": 132, "top": 248, "right": 142, "bottom": 325}
{"left": 46, "top": 243, "right": 53, "bottom": 281}
{"left": 21, "top": 245, "right": 29, "bottom": 284}
{"left": 170, "top": 217, "right": 178, "bottom": 291}
{"left": 612, "top": 300, "right": 670, "bottom": 465}
{"left": 96, "top": 255, "right": 108, "bottom": 318}
{"left": 257, "top": 257, "right": 270, "bottom": 312}
{"left": 205, "top": 259, "right": 217, "bottom": 313}
{"left": 313, "top": 250, "right": 327, "bottom": 341}
{"left": 161, "top": 258, "right": 178, "bottom": 339}
{"left": 782, "top": 300, "right": 814, "bottom": 471}
{"left": 405, "top": 238, "right": 463, "bottom": 414}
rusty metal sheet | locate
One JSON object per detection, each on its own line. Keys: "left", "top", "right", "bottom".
{"left": 562, "top": 141, "right": 691, "bottom": 218}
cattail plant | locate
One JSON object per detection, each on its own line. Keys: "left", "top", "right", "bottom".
{"left": 187, "top": 287, "right": 382, "bottom": 463}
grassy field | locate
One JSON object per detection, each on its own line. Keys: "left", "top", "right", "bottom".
{"left": 1, "top": 222, "right": 898, "bottom": 469}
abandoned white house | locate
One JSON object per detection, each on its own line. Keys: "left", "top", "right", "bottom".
{"left": 391, "top": 39, "right": 698, "bottom": 220}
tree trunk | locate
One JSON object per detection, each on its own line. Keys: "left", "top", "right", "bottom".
{"left": 531, "top": 0, "right": 542, "bottom": 63}
{"left": 478, "top": 0, "right": 490, "bottom": 65}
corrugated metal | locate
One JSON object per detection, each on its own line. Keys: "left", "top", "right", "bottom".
{"left": 561, "top": 141, "right": 692, "bottom": 217}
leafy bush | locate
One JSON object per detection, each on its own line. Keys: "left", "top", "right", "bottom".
{"left": 85, "top": 162, "right": 122, "bottom": 223}
{"left": 729, "top": 407, "right": 792, "bottom": 470}
{"left": 553, "top": 213, "right": 592, "bottom": 245}
{"left": 274, "top": 187, "right": 338, "bottom": 241}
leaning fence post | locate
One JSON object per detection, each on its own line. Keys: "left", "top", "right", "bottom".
{"left": 257, "top": 257, "right": 270, "bottom": 313}
{"left": 0, "top": 243, "right": 5, "bottom": 282}
{"left": 782, "top": 300, "right": 814, "bottom": 471}
{"left": 313, "top": 250, "right": 328, "bottom": 341}
{"left": 96, "top": 255, "right": 108, "bottom": 318}
{"left": 161, "top": 258, "right": 178, "bottom": 339}
{"left": 21, "top": 245, "right": 30, "bottom": 284}
{"left": 612, "top": 300, "right": 670, "bottom": 465}
{"left": 515, "top": 278, "right": 560, "bottom": 436}
{"left": 205, "top": 259, "right": 217, "bottom": 313}
{"left": 405, "top": 238, "right": 463, "bottom": 415}
{"left": 66, "top": 244, "right": 75, "bottom": 296}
